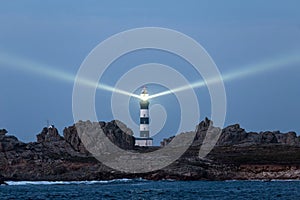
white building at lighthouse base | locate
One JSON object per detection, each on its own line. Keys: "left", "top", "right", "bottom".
{"left": 135, "top": 137, "right": 153, "bottom": 146}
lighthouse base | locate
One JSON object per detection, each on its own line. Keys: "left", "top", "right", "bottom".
{"left": 135, "top": 137, "right": 153, "bottom": 147}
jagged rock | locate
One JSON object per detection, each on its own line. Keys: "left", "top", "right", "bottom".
{"left": 0, "top": 120, "right": 137, "bottom": 181}
{"left": 101, "top": 120, "right": 135, "bottom": 149}
{"left": 63, "top": 123, "right": 88, "bottom": 154}
{"left": 0, "top": 129, "right": 8, "bottom": 135}
{"left": 0, "top": 135, "right": 24, "bottom": 152}
{"left": 242, "top": 132, "right": 261, "bottom": 144}
{"left": 259, "top": 131, "right": 278, "bottom": 144}
{"left": 193, "top": 117, "right": 213, "bottom": 143}
{"left": 113, "top": 120, "right": 134, "bottom": 136}
{"left": 63, "top": 120, "right": 135, "bottom": 153}
{"left": 193, "top": 119, "right": 300, "bottom": 146}
{"left": 161, "top": 118, "right": 300, "bottom": 147}
{"left": 275, "top": 131, "right": 300, "bottom": 146}
{"left": 217, "top": 124, "right": 248, "bottom": 146}
{"left": 36, "top": 127, "right": 63, "bottom": 143}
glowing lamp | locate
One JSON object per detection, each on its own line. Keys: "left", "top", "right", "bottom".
{"left": 140, "top": 87, "right": 149, "bottom": 101}
{"left": 140, "top": 93, "right": 149, "bottom": 101}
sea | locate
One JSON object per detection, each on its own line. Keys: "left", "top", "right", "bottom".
{"left": 1, "top": 179, "right": 300, "bottom": 200}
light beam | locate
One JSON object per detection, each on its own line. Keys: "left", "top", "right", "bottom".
{"left": 148, "top": 52, "right": 300, "bottom": 99}
{"left": 0, "top": 52, "right": 140, "bottom": 99}
{"left": 1, "top": 51, "right": 299, "bottom": 101}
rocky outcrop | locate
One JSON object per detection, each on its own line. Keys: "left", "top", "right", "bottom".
{"left": 217, "top": 126, "right": 299, "bottom": 146}
{"left": 63, "top": 124, "right": 88, "bottom": 154}
{"left": 0, "top": 134, "right": 24, "bottom": 152}
{"left": 63, "top": 120, "right": 135, "bottom": 153}
{"left": 194, "top": 117, "right": 213, "bottom": 142}
{"left": 0, "top": 121, "right": 136, "bottom": 181}
{"left": 275, "top": 131, "right": 299, "bottom": 145}
{"left": 161, "top": 118, "right": 300, "bottom": 147}
{"left": 0, "top": 119, "right": 300, "bottom": 181}
{"left": 36, "top": 126, "right": 64, "bottom": 143}
{"left": 0, "top": 129, "right": 8, "bottom": 135}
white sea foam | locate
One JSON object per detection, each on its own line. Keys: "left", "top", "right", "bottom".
{"left": 5, "top": 178, "right": 137, "bottom": 186}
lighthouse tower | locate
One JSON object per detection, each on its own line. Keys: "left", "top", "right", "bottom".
{"left": 135, "top": 87, "right": 153, "bottom": 146}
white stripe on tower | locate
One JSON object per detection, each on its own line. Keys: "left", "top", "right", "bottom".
{"left": 140, "top": 109, "right": 149, "bottom": 118}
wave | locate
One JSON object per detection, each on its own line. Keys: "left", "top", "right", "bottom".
{"left": 5, "top": 178, "right": 147, "bottom": 186}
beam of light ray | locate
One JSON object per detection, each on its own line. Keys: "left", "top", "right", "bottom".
{"left": 148, "top": 52, "right": 300, "bottom": 100}
{"left": 0, "top": 52, "right": 140, "bottom": 99}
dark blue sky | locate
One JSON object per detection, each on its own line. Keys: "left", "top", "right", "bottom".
{"left": 0, "top": 1, "right": 300, "bottom": 144}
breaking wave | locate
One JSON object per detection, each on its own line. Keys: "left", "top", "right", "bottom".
{"left": 5, "top": 178, "right": 146, "bottom": 186}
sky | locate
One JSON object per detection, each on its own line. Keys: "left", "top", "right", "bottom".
{"left": 0, "top": 0, "right": 300, "bottom": 145}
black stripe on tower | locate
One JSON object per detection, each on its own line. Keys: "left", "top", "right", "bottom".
{"left": 140, "top": 117, "right": 149, "bottom": 124}
{"left": 140, "top": 101, "right": 149, "bottom": 109}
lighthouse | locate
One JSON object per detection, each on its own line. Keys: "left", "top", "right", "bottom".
{"left": 135, "top": 86, "right": 153, "bottom": 146}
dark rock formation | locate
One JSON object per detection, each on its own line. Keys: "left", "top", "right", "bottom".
{"left": 97, "top": 120, "right": 135, "bottom": 149}
{"left": 162, "top": 118, "right": 300, "bottom": 147}
{"left": 217, "top": 124, "right": 249, "bottom": 145}
{"left": 0, "top": 120, "right": 137, "bottom": 181}
{"left": 216, "top": 124, "right": 299, "bottom": 146}
{"left": 0, "top": 119, "right": 300, "bottom": 181}
{"left": 0, "top": 129, "right": 8, "bottom": 135}
{"left": 157, "top": 119, "right": 300, "bottom": 180}
{"left": 194, "top": 117, "right": 213, "bottom": 142}
{"left": 36, "top": 126, "right": 64, "bottom": 143}
{"left": 260, "top": 131, "right": 278, "bottom": 144}
{"left": 63, "top": 124, "right": 88, "bottom": 154}
{"left": 275, "top": 131, "right": 299, "bottom": 145}
{"left": 63, "top": 120, "right": 135, "bottom": 153}
{"left": 0, "top": 174, "right": 7, "bottom": 185}
{"left": 0, "top": 134, "right": 24, "bottom": 152}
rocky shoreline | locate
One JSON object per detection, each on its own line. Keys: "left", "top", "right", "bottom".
{"left": 1, "top": 119, "right": 300, "bottom": 183}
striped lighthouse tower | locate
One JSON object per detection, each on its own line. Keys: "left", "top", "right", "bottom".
{"left": 135, "top": 86, "right": 153, "bottom": 146}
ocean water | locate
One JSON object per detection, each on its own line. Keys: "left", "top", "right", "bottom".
{"left": 1, "top": 179, "right": 300, "bottom": 200}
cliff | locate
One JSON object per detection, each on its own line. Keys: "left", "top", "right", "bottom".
{"left": 0, "top": 119, "right": 300, "bottom": 182}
